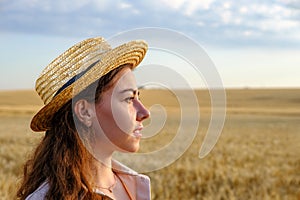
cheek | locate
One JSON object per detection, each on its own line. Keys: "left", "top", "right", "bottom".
{"left": 111, "top": 103, "right": 136, "bottom": 133}
{"left": 95, "top": 99, "right": 136, "bottom": 136}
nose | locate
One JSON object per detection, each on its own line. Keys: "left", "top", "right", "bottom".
{"left": 135, "top": 100, "right": 150, "bottom": 121}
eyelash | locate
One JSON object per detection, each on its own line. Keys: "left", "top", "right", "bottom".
{"left": 125, "top": 96, "right": 135, "bottom": 103}
{"left": 125, "top": 96, "right": 141, "bottom": 103}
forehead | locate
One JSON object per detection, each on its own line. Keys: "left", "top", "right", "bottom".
{"left": 112, "top": 67, "right": 137, "bottom": 92}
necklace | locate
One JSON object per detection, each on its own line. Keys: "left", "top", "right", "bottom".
{"left": 94, "top": 174, "right": 117, "bottom": 193}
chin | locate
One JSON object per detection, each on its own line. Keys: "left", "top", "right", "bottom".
{"left": 130, "top": 145, "right": 140, "bottom": 153}
{"left": 118, "top": 142, "right": 140, "bottom": 153}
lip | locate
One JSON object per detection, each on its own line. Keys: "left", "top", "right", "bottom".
{"left": 133, "top": 126, "right": 143, "bottom": 138}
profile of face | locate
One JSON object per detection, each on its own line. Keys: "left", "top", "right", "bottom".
{"left": 75, "top": 67, "right": 150, "bottom": 156}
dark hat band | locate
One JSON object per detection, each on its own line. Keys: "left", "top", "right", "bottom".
{"left": 54, "top": 60, "right": 100, "bottom": 97}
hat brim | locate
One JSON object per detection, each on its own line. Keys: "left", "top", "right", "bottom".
{"left": 31, "top": 40, "right": 148, "bottom": 132}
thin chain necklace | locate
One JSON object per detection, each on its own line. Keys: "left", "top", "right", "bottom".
{"left": 94, "top": 174, "right": 117, "bottom": 193}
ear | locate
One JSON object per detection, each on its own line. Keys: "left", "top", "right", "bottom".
{"left": 73, "top": 99, "right": 95, "bottom": 127}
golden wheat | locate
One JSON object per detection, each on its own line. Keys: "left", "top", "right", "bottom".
{"left": 0, "top": 89, "right": 299, "bottom": 199}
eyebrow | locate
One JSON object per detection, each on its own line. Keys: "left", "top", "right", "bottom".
{"left": 119, "top": 88, "right": 140, "bottom": 95}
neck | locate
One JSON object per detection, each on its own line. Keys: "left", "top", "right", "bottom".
{"left": 91, "top": 153, "right": 115, "bottom": 190}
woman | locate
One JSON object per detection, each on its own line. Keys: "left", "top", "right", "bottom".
{"left": 17, "top": 37, "right": 151, "bottom": 200}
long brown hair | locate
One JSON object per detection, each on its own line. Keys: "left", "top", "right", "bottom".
{"left": 17, "top": 65, "right": 128, "bottom": 200}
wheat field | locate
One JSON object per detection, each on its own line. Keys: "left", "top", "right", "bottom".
{"left": 0, "top": 89, "right": 299, "bottom": 200}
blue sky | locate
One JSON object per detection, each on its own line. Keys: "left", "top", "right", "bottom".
{"left": 1, "top": 0, "right": 300, "bottom": 89}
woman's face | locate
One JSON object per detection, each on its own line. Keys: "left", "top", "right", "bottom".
{"left": 91, "top": 67, "right": 150, "bottom": 153}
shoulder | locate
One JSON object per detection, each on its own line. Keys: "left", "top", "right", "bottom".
{"left": 134, "top": 174, "right": 151, "bottom": 200}
{"left": 25, "top": 182, "right": 49, "bottom": 200}
{"left": 112, "top": 160, "right": 151, "bottom": 199}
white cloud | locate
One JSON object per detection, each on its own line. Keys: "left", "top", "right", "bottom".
{"left": 117, "top": 1, "right": 140, "bottom": 14}
{"left": 0, "top": 0, "right": 299, "bottom": 48}
{"left": 183, "top": 0, "right": 216, "bottom": 16}
{"left": 243, "top": 30, "right": 252, "bottom": 37}
{"left": 54, "top": 0, "right": 90, "bottom": 12}
{"left": 118, "top": 2, "right": 132, "bottom": 9}
{"left": 196, "top": 21, "right": 205, "bottom": 27}
{"left": 160, "top": 0, "right": 186, "bottom": 10}
{"left": 223, "top": 2, "right": 231, "bottom": 9}
{"left": 211, "top": 2, "right": 298, "bottom": 34}
{"left": 239, "top": 6, "right": 248, "bottom": 14}
{"left": 220, "top": 10, "right": 232, "bottom": 24}
{"left": 159, "top": 0, "right": 215, "bottom": 16}
{"left": 259, "top": 18, "right": 299, "bottom": 31}
{"left": 249, "top": 3, "right": 293, "bottom": 18}
{"left": 88, "top": 0, "right": 111, "bottom": 12}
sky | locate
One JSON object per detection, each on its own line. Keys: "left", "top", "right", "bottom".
{"left": 0, "top": 0, "right": 300, "bottom": 90}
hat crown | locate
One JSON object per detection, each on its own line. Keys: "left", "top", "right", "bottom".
{"left": 35, "top": 37, "right": 111, "bottom": 105}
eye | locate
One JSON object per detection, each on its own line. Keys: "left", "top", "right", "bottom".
{"left": 125, "top": 96, "right": 135, "bottom": 103}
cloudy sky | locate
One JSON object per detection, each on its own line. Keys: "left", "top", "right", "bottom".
{"left": 1, "top": 0, "right": 300, "bottom": 89}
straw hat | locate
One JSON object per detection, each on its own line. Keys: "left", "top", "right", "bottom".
{"left": 31, "top": 37, "right": 148, "bottom": 132}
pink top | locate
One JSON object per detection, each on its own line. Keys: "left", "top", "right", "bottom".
{"left": 25, "top": 160, "right": 151, "bottom": 200}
